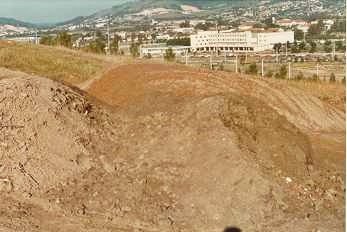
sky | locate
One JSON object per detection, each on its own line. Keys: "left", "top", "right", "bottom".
{"left": 0, "top": 0, "right": 128, "bottom": 24}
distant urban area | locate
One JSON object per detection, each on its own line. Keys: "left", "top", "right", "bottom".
{"left": 1, "top": 0, "right": 346, "bottom": 81}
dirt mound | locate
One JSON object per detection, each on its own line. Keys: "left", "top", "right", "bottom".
{"left": 0, "top": 65, "right": 345, "bottom": 232}
{"left": 89, "top": 63, "right": 345, "bottom": 132}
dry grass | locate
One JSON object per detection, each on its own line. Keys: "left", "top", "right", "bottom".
{"left": 284, "top": 79, "right": 346, "bottom": 111}
{"left": 0, "top": 41, "right": 110, "bottom": 85}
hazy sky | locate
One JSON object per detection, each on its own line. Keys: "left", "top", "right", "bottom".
{"left": 0, "top": 0, "right": 128, "bottom": 23}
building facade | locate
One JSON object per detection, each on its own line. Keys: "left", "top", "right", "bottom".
{"left": 190, "top": 30, "right": 294, "bottom": 53}
{"left": 140, "top": 43, "right": 190, "bottom": 58}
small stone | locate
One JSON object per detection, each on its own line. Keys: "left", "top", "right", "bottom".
{"left": 285, "top": 177, "right": 293, "bottom": 183}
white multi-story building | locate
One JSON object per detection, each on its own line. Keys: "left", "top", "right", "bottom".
{"left": 190, "top": 29, "right": 294, "bottom": 53}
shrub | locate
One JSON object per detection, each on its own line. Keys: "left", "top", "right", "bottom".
{"left": 246, "top": 63, "right": 258, "bottom": 75}
{"left": 295, "top": 72, "right": 304, "bottom": 81}
{"left": 311, "top": 74, "right": 319, "bottom": 81}
{"left": 164, "top": 48, "right": 176, "bottom": 62}
{"left": 329, "top": 73, "right": 336, "bottom": 83}
{"left": 130, "top": 43, "right": 140, "bottom": 57}
{"left": 265, "top": 70, "right": 273, "bottom": 78}
{"left": 275, "top": 65, "right": 287, "bottom": 79}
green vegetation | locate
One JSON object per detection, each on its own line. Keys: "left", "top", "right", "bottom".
{"left": 275, "top": 65, "right": 287, "bottom": 79}
{"left": 40, "top": 31, "right": 73, "bottom": 48}
{"left": 110, "top": 35, "right": 122, "bottom": 54}
{"left": 265, "top": 70, "right": 274, "bottom": 78}
{"left": 246, "top": 63, "right": 258, "bottom": 75}
{"left": 329, "top": 73, "right": 336, "bottom": 82}
{"left": 179, "top": 20, "right": 190, "bottom": 28}
{"left": 294, "top": 28, "right": 304, "bottom": 41}
{"left": 194, "top": 22, "right": 215, "bottom": 31}
{"left": 130, "top": 43, "right": 140, "bottom": 57}
{"left": 294, "top": 72, "right": 304, "bottom": 81}
{"left": 56, "top": 31, "right": 73, "bottom": 48}
{"left": 166, "top": 38, "right": 190, "bottom": 46}
{"left": 0, "top": 41, "right": 106, "bottom": 84}
{"left": 164, "top": 48, "right": 176, "bottom": 62}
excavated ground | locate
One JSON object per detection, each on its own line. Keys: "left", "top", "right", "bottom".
{"left": 0, "top": 63, "right": 345, "bottom": 232}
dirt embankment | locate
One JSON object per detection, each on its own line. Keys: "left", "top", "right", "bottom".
{"left": 0, "top": 64, "right": 345, "bottom": 232}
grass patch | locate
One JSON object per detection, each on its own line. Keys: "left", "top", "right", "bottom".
{"left": 0, "top": 41, "right": 108, "bottom": 85}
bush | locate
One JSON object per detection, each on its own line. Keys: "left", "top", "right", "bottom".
{"left": 275, "top": 65, "right": 287, "bottom": 79}
{"left": 130, "top": 43, "right": 140, "bottom": 57}
{"left": 311, "top": 74, "right": 319, "bottom": 81}
{"left": 56, "top": 31, "right": 72, "bottom": 48}
{"left": 295, "top": 72, "right": 304, "bottom": 81}
{"left": 164, "top": 48, "right": 176, "bottom": 62}
{"left": 144, "top": 53, "right": 152, "bottom": 59}
{"left": 40, "top": 35, "right": 56, "bottom": 46}
{"left": 329, "top": 73, "right": 336, "bottom": 83}
{"left": 265, "top": 70, "right": 273, "bottom": 78}
{"left": 87, "top": 39, "right": 106, "bottom": 54}
{"left": 246, "top": 63, "right": 258, "bottom": 75}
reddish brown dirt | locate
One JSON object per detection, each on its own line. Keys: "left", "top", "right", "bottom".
{"left": 0, "top": 63, "right": 345, "bottom": 232}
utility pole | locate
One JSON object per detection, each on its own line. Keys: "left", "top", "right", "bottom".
{"left": 288, "top": 62, "right": 291, "bottom": 80}
{"left": 261, "top": 58, "right": 264, "bottom": 78}
{"left": 303, "top": 31, "right": 306, "bottom": 43}
{"left": 185, "top": 49, "right": 188, "bottom": 65}
{"left": 210, "top": 51, "right": 213, "bottom": 70}
{"left": 107, "top": 19, "right": 111, "bottom": 55}
{"left": 316, "top": 62, "right": 319, "bottom": 79}
{"left": 35, "top": 30, "right": 38, "bottom": 45}
{"left": 332, "top": 40, "right": 336, "bottom": 61}
{"left": 285, "top": 43, "right": 288, "bottom": 57}
{"left": 235, "top": 54, "right": 238, "bottom": 73}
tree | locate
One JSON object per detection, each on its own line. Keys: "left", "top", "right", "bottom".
{"left": 130, "top": 43, "right": 140, "bottom": 57}
{"left": 291, "top": 41, "right": 299, "bottom": 53}
{"left": 164, "top": 48, "right": 176, "bottom": 62}
{"left": 179, "top": 20, "right": 190, "bottom": 28}
{"left": 110, "top": 35, "right": 121, "bottom": 55}
{"left": 87, "top": 39, "right": 106, "bottom": 54}
{"left": 294, "top": 29, "right": 304, "bottom": 41}
{"left": 56, "top": 31, "right": 72, "bottom": 48}
{"left": 299, "top": 41, "right": 306, "bottom": 51}
{"left": 246, "top": 63, "right": 258, "bottom": 75}
{"left": 308, "top": 20, "right": 324, "bottom": 36}
{"left": 194, "top": 22, "right": 214, "bottom": 31}
{"left": 309, "top": 41, "right": 317, "bottom": 53}
{"left": 335, "top": 41, "right": 346, "bottom": 51}
{"left": 324, "top": 40, "right": 332, "bottom": 53}
{"left": 273, "top": 43, "right": 282, "bottom": 53}
{"left": 167, "top": 38, "right": 190, "bottom": 46}
{"left": 275, "top": 65, "right": 287, "bottom": 79}
{"left": 40, "top": 35, "right": 56, "bottom": 46}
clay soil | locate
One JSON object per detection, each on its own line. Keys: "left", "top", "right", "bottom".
{"left": 0, "top": 62, "right": 345, "bottom": 232}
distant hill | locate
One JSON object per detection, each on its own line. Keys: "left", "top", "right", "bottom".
{"left": 93, "top": 0, "right": 255, "bottom": 17}
{"left": 0, "top": 17, "right": 36, "bottom": 28}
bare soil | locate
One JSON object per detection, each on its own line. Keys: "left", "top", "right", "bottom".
{"left": 0, "top": 63, "right": 345, "bottom": 232}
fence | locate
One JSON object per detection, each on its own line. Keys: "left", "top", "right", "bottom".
{"left": 176, "top": 53, "right": 346, "bottom": 83}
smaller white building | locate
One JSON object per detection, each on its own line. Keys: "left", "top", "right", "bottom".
{"left": 140, "top": 43, "right": 190, "bottom": 58}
